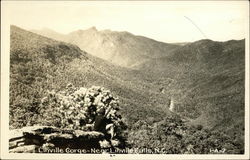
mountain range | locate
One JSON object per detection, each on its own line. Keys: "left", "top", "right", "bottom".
{"left": 34, "top": 26, "right": 245, "bottom": 127}
{"left": 10, "top": 26, "right": 172, "bottom": 128}
{"left": 32, "top": 27, "right": 180, "bottom": 68}
{"left": 10, "top": 25, "right": 245, "bottom": 152}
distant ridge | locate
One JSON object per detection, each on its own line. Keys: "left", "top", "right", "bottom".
{"left": 32, "top": 27, "right": 180, "bottom": 68}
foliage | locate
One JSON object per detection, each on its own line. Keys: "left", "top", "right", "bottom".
{"left": 9, "top": 26, "right": 245, "bottom": 154}
{"left": 127, "top": 115, "right": 244, "bottom": 154}
{"left": 9, "top": 25, "right": 169, "bottom": 129}
{"left": 38, "top": 84, "right": 126, "bottom": 132}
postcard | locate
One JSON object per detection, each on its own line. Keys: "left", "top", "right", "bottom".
{"left": 1, "top": 1, "right": 249, "bottom": 159}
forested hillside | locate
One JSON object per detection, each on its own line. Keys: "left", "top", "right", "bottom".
{"left": 139, "top": 39, "right": 245, "bottom": 131}
{"left": 10, "top": 25, "right": 171, "bottom": 129}
{"left": 10, "top": 25, "right": 245, "bottom": 154}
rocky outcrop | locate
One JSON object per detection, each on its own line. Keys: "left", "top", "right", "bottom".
{"left": 9, "top": 85, "right": 126, "bottom": 153}
{"left": 9, "top": 126, "right": 121, "bottom": 153}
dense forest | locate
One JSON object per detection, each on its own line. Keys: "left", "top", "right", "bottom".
{"left": 9, "top": 25, "right": 245, "bottom": 154}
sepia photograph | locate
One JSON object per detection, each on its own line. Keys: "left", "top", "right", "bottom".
{"left": 1, "top": 1, "right": 249, "bottom": 159}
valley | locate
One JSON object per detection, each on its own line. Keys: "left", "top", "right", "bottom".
{"left": 10, "top": 25, "right": 245, "bottom": 153}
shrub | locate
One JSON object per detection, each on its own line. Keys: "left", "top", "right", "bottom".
{"left": 38, "top": 84, "right": 126, "bottom": 136}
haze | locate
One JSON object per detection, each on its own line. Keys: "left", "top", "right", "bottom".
{"left": 2, "top": 1, "right": 249, "bottom": 43}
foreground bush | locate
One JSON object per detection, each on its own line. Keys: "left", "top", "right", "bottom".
{"left": 38, "top": 84, "right": 126, "bottom": 133}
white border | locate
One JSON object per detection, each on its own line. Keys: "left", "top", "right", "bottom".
{"left": 244, "top": 1, "right": 250, "bottom": 159}
{"left": 1, "top": 1, "right": 249, "bottom": 160}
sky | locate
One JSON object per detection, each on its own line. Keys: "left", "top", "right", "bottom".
{"left": 2, "top": 1, "right": 249, "bottom": 43}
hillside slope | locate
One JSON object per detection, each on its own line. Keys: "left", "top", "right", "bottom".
{"left": 10, "top": 26, "right": 172, "bottom": 129}
{"left": 139, "top": 39, "right": 245, "bottom": 133}
{"left": 32, "top": 27, "right": 180, "bottom": 68}
{"left": 10, "top": 26, "right": 245, "bottom": 153}
{"left": 20, "top": 26, "right": 246, "bottom": 133}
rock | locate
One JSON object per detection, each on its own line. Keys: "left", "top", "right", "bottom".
{"left": 9, "top": 126, "right": 109, "bottom": 153}
{"left": 9, "top": 145, "right": 37, "bottom": 153}
{"left": 22, "top": 126, "right": 59, "bottom": 135}
{"left": 9, "top": 129, "right": 24, "bottom": 140}
{"left": 42, "top": 143, "right": 55, "bottom": 148}
{"left": 74, "top": 130, "right": 104, "bottom": 139}
{"left": 44, "top": 133, "right": 74, "bottom": 141}
{"left": 9, "top": 85, "right": 126, "bottom": 153}
{"left": 9, "top": 138, "right": 25, "bottom": 149}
